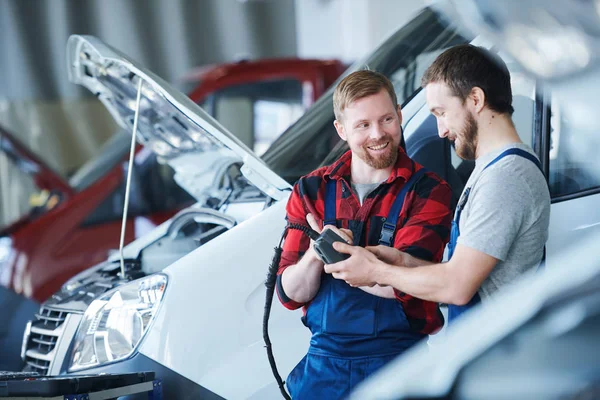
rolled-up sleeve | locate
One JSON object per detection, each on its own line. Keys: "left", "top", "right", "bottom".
{"left": 276, "top": 182, "right": 311, "bottom": 310}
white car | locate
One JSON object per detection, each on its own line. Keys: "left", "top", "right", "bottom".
{"left": 21, "top": 5, "right": 600, "bottom": 400}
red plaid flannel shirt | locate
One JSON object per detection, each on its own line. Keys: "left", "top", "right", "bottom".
{"left": 276, "top": 147, "right": 453, "bottom": 334}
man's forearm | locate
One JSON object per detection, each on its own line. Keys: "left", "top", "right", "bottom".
{"left": 367, "top": 246, "right": 436, "bottom": 269}
{"left": 281, "top": 248, "right": 324, "bottom": 304}
{"left": 374, "top": 260, "right": 457, "bottom": 304}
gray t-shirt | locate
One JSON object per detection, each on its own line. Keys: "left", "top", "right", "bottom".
{"left": 457, "top": 143, "right": 551, "bottom": 299}
{"left": 351, "top": 182, "right": 381, "bottom": 205}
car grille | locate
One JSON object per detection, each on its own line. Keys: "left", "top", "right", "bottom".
{"left": 22, "top": 307, "right": 69, "bottom": 375}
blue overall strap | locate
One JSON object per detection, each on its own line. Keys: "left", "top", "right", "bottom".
{"left": 447, "top": 187, "right": 480, "bottom": 323}
{"left": 484, "top": 148, "right": 543, "bottom": 174}
{"left": 379, "top": 168, "right": 428, "bottom": 247}
{"left": 447, "top": 187, "right": 470, "bottom": 259}
{"left": 324, "top": 179, "right": 337, "bottom": 227}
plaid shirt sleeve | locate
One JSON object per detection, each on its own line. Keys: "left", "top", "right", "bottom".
{"left": 275, "top": 180, "right": 312, "bottom": 310}
{"left": 393, "top": 172, "right": 453, "bottom": 334}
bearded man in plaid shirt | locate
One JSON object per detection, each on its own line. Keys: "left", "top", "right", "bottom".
{"left": 275, "top": 70, "right": 453, "bottom": 399}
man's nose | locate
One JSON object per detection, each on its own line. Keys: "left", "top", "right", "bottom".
{"left": 370, "top": 123, "right": 386, "bottom": 139}
{"left": 437, "top": 120, "right": 449, "bottom": 138}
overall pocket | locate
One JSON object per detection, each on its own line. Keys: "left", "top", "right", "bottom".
{"left": 375, "top": 297, "right": 411, "bottom": 334}
{"left": 321, "top": 278, "right": 378, "bottom": 336}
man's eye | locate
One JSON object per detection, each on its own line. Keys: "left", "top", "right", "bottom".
{"left": 358, "top": 123, "right": 368, "bottom": 129}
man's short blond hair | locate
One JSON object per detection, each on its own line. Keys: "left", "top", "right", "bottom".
{"left": 333, "top": 70, "right": 398, "bottom": 121}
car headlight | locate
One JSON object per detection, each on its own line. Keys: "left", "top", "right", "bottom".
{"left": 68, "top": 274, "right": 167, "bottom": 371}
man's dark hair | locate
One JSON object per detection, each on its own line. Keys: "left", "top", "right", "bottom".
{"left": 421, "top": 44, "right": 514, "bottom": 115}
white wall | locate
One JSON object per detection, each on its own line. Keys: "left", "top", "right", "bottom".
{"left": 295, "top": 0, "right": 428, "bottom": 63}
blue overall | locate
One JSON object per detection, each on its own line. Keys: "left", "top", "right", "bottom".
{"left": 287, "top": 169, "right": 427, "bottom": 399}
{"left": 447, "top": 148, "right": 544, "bottom": 323}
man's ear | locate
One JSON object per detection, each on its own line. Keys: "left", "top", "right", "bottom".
{"left": 469, "top": 87, "right": 486, "bottom": 114}
{"left": 396, "top": 104, "right": 403, "bottom": 125}
{"left": 334, "top": 119, "right": 347, "bottom": 141}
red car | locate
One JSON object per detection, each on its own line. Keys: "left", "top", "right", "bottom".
{"left": 0, "top": 58, "right": 344, "bottom": 303}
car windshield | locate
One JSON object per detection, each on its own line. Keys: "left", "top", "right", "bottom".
{"left": 208, "top": 78, "right": 305, "bottom": 156}
{"left": 68, "top": 130, "right": 131, "bottom": 192}
{"left": 262, "top": 7, "right": 470, "bottom": 183}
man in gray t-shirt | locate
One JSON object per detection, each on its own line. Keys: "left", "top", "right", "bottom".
{"left": 458, "top": 143, "right": 550, "bottom": 300}
{"left": 319, "top": 44, "right": 551, "bottom": 324}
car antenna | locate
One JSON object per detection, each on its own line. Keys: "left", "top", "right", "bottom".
{"left": 118, "top": 77, "right": 143, "bottom": 278}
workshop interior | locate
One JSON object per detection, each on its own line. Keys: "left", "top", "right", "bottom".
{"left": 1, "top": 0, "right": 599, "bottom": 399}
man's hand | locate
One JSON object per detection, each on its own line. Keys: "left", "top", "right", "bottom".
{"left": 366, "top": 245, "right": 408, "bottom": 267}
{"left": 308, "top": 214, "right": 394, "bottom": 298}
{"left": 323, "top": 242, "right": 382, "bottom": 287}
{"left": 306, "top": 213, "right": 353, "bottom": 244}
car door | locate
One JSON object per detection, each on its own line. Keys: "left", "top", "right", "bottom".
{"left": 545, "top": 95, "right": 600, "bottom": 269}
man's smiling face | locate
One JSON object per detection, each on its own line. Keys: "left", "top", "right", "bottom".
{"left": 336, "top": 89, "right": 402, "bottom": 169}
{"left": 426, "top": 81, "right": 479, "bottom": 160}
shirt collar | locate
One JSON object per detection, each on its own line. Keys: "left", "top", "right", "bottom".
{"left": 323, "top": 146, "right": 414, "bottom": 184}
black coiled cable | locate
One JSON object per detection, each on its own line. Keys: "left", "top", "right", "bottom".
{"left": 263, "top": 223, "right": 319, "bottom": 400}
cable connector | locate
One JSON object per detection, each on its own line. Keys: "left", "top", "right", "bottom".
{"left": 287, "top": 222, "right": 320, "bottom": 241}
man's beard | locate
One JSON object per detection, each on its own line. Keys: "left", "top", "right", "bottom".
{"left": 356, "top": 137, "right": 398, "bottom": 169}
{"left": 455, "top": 112, "right": 478, "bottom": 161}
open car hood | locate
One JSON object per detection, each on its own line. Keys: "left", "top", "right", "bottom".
{"left": 66, "top": 35, "right": 291, "bottom": 201}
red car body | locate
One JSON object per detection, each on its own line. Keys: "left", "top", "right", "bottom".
{"left": 0, "top": 58, "right": 344, "bottom": 302}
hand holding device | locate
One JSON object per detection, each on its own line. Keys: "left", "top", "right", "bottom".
{"left": 313, "top": 229, "right": 351, "bottom": 264}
